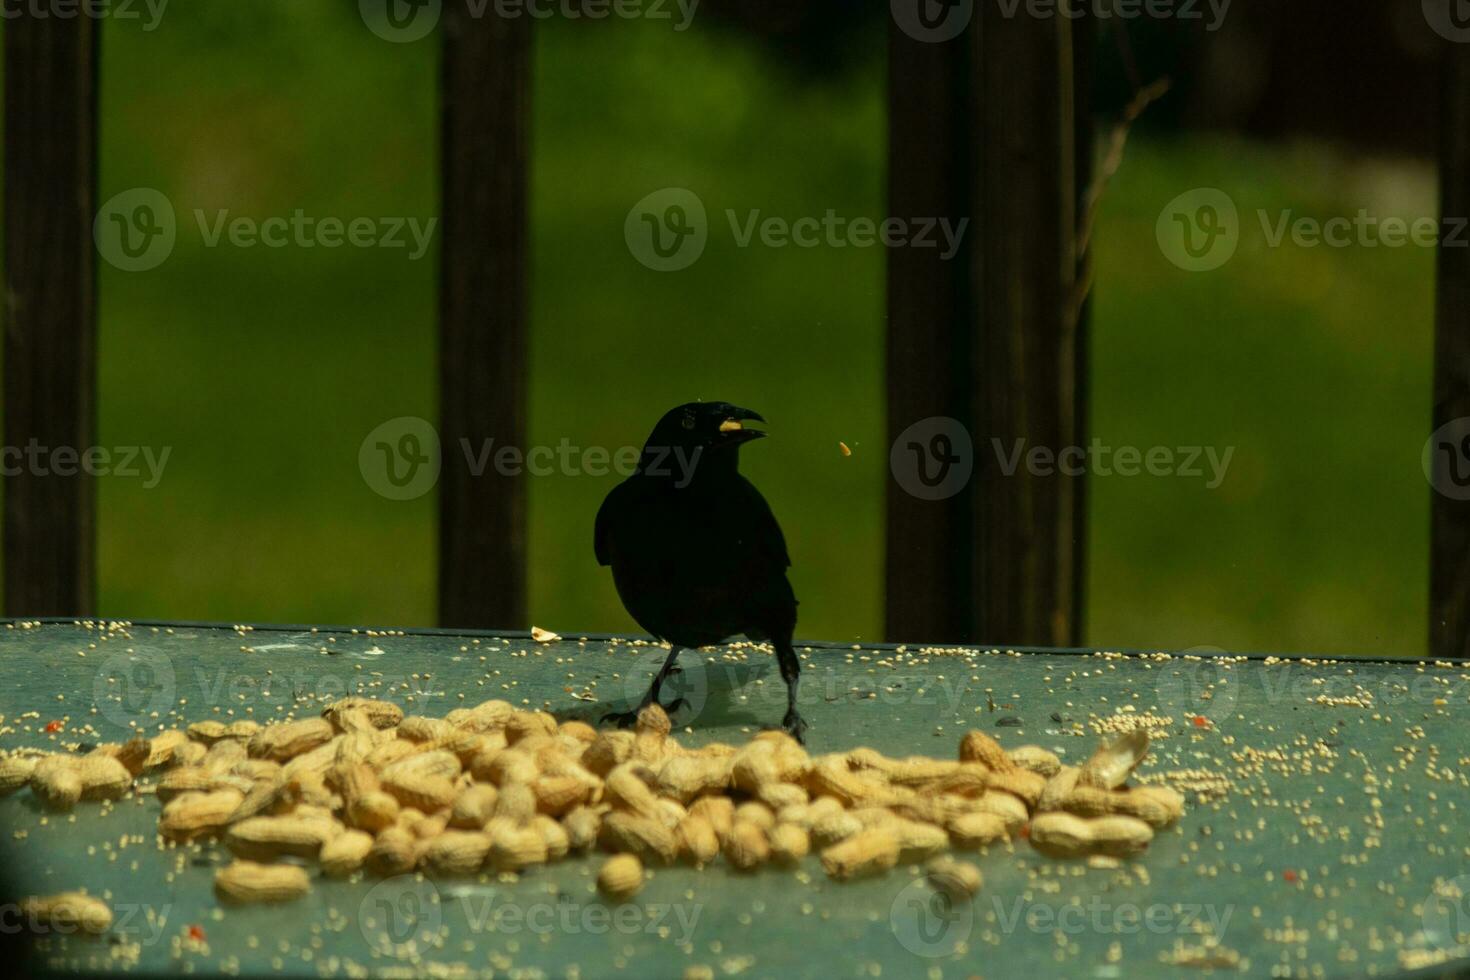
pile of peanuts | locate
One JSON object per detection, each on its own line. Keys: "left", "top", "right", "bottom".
{"left": 0, "top": 697, "right": 1185, "bottom": 919}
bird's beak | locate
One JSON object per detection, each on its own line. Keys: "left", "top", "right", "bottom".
{"left": 718, "top": 408, "right": 767, "bottom": 442}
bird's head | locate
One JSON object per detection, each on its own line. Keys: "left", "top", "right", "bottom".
{"left": 639, "top": 402, "right": 767, "bottom": 481}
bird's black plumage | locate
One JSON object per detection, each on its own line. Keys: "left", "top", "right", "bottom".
{"left": 595, "top": 402, "right": 807, "bottom": 741}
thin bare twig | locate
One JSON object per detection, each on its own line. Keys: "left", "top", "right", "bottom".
{"left": 1069, "top": 77, "right": 1173, "bottom": 325}
{"left": 1078, "top": 77, "right": 1172, "bottom": 257}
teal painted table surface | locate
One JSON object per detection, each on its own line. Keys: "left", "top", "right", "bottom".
{"left": 2, "top": 620, "right": 1469, "bottom": 979}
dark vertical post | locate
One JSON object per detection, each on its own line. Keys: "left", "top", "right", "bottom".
{"left": 1432, "top": 39, "right": 1470, "bottom": 660}
{"left": 438, "top": 2, "right": 530, "bottom": 628}
{"left": 3, "top": 14, "right": 99, "bottom": 616}
{"left": 972, "top": 7, "right": 1084, "bottom": 648}
{"left": 885, "top": 14, "right": 975, "bottom": 642}
{"left": 885, "top": 7, "right": 1088, "bottom": 646}
{"left": 1070, "top": 11, "right": 1094, "bottom": 642}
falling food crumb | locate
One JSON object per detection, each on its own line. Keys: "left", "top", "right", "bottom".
{"left": 530, "top": 627, "right": 561, "bottom": 643}
{"left": 838, "top": 442, "right": 852, "bottom": 457}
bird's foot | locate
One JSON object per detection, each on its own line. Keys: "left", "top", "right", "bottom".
{"left": 599, "top": 707, "right": 643, "bottom": 730}
{"left": 600, "top": 697, "right": 690, "bottom": 730}
{"left": 778, "top": 708, "right": 808, "bottom": 745}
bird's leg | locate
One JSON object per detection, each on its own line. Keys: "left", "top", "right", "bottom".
{"left": 773, "top": 639, "right": 807, "bottom": 744}
{"left": 601, "top": 646, "right": 688, "bottom": 729}
{"left": 642, "top": 645, "right": 689, "bottom": 715}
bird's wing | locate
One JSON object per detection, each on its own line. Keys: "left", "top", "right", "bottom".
{"left": 593, "top": 487, "right": 617, "bottom": 564}
{"left": 594, "top": 478, "right": 638, "bottom": 566}
{"left": 597, "top": 474, "right": 790, "bottom": 572}
{"left": 731, "top": 475, "right": 791, "bottom": 570}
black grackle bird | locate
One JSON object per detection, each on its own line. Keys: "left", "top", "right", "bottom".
{"left": 594, "top": 402, "right": 807, "bottom": 742}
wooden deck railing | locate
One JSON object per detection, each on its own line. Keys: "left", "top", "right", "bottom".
{"left": 885, "top": 8, "right": 1090, "bottom": 646}
{"left": 438, "top": 4, "right": 530, "bottom": 630}
{"left": 3, "top": 7, "right": 1466, "bottom": 656}
{"left": 3, "top": 14, "right": 99, "bottom": 617}
{"left": 1431, "top": 39, "right": 1470, "bottom": 659}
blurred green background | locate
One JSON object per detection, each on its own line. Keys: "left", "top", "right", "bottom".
{"left": 1, "top": 5, "right": 1437, "bottom": 656}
